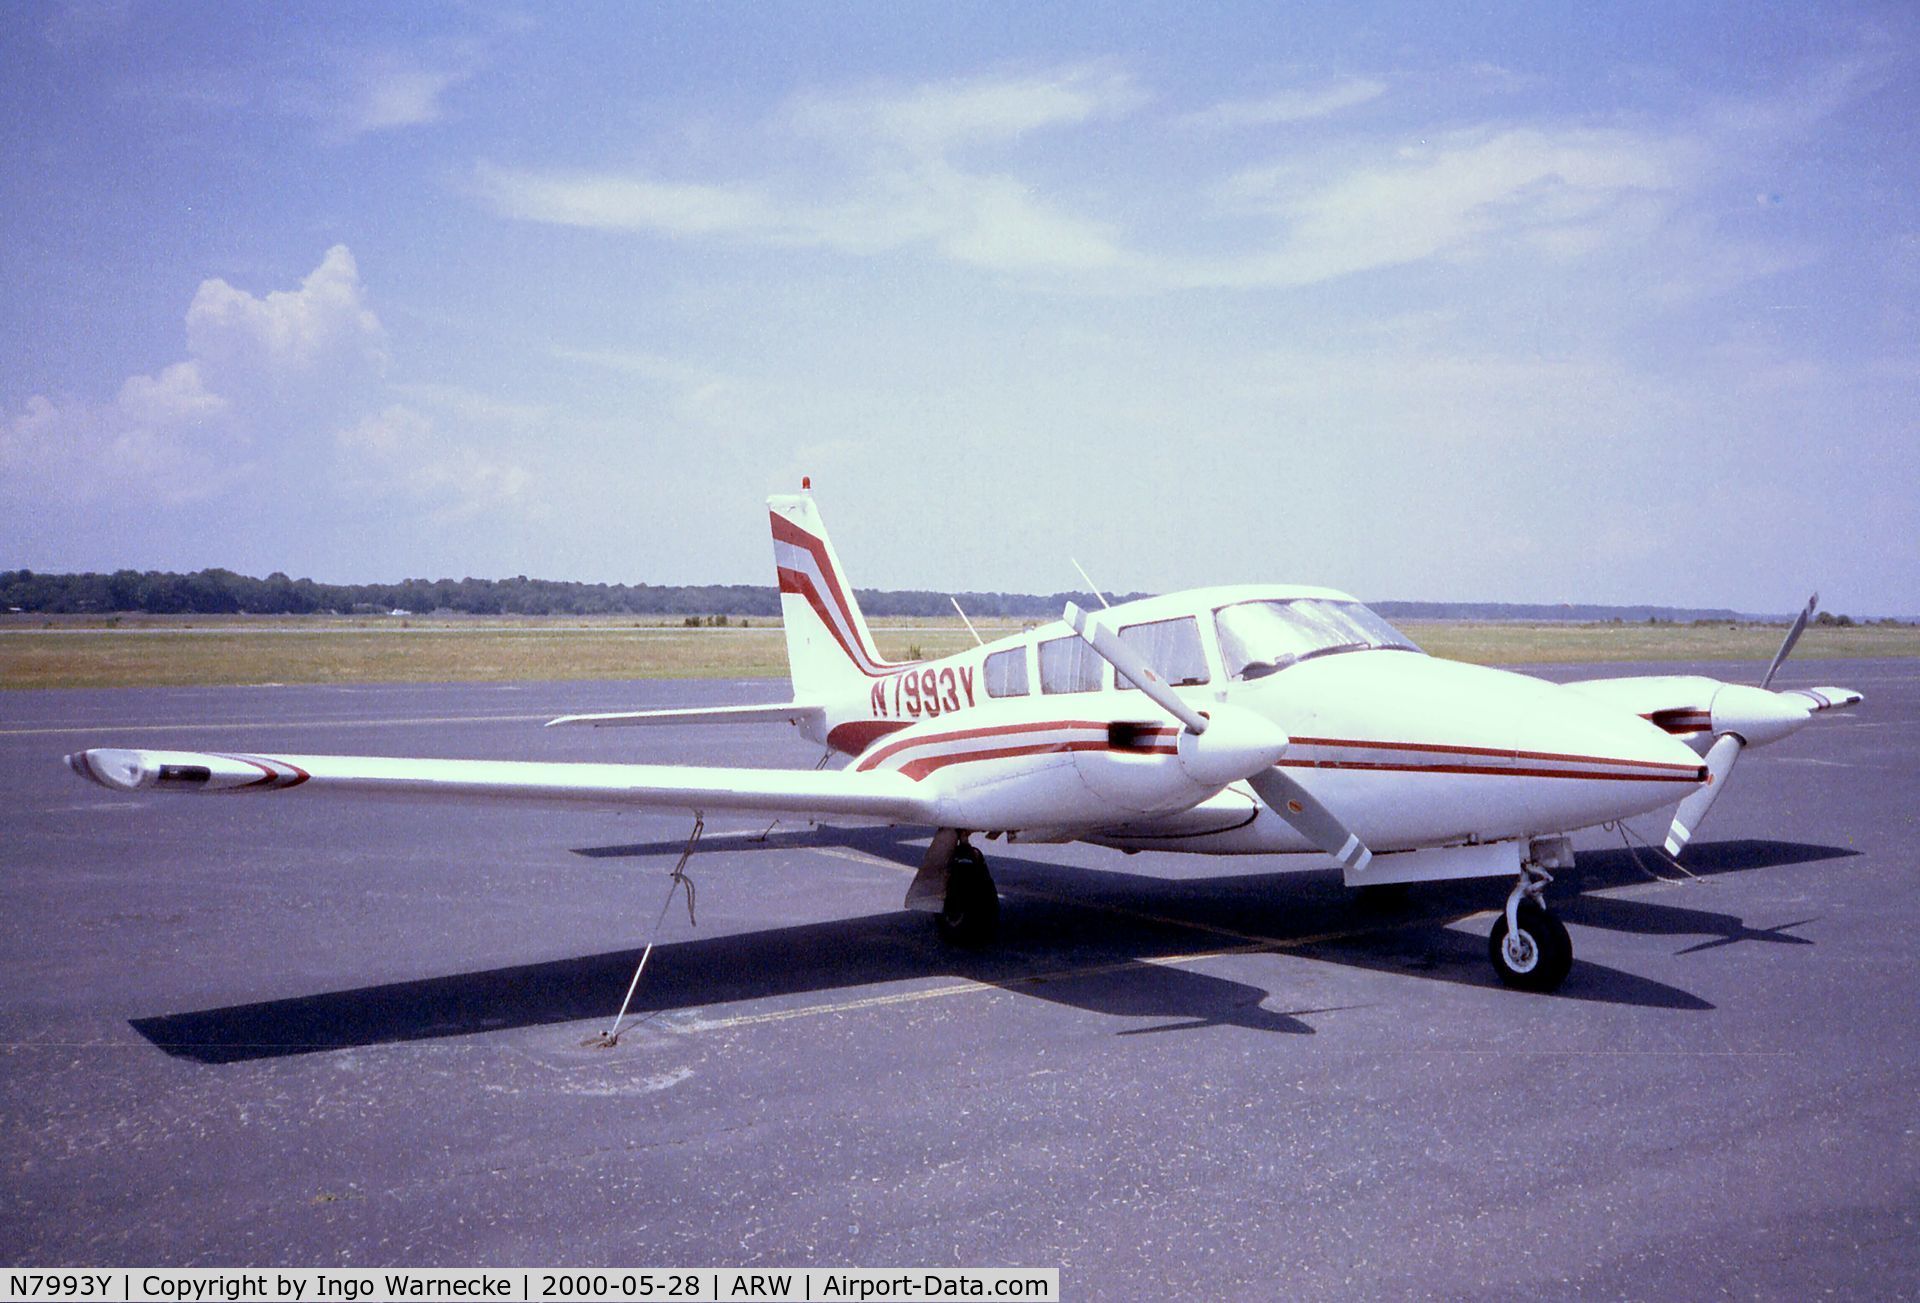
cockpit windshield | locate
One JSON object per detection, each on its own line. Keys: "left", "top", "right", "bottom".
{"left": 1214, "top": 599, "right": 1422, "bottom": 680}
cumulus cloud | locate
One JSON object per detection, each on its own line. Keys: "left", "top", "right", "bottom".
{"left": 1, "top": 366, "right": 239, "bottom": 506}
{"left": 2, "top": 246, "right": 532, "bottom": 523}
{"left": 1, "top": 247, "right": 383, "bottom": 506}
{"left": 185, "top": 245, "right": 387, "bottom": 393}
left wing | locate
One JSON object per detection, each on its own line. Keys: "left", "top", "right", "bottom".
{"left": 66, "top": 748, "right": 929, "bottom": 823}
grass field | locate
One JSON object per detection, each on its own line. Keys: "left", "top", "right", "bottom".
{"left": 1, "top": 614, "right": 1913, "bottom": 690}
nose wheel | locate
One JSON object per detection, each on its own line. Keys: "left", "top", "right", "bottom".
{"left": 1488, "top": 863, "right": 1571, "bottom": 992}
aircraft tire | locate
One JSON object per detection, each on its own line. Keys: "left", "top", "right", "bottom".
{"left": 936, "top": 847, "right": 999, "bottom": 948}
{"left": 1487, "top": 900, "right": 1572, "bottom": 993}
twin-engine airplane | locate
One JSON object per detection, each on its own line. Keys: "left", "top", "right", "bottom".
{"left": 67, "top": 490, "right": 1861, "bottom": 993}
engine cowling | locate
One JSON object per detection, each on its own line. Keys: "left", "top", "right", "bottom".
{"left": 1709, "top": 683, "right": 1812, "bottom": 747}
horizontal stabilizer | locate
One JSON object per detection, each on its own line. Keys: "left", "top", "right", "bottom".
{"left": 545, "top": 702, "right": 825, "bottom": 729}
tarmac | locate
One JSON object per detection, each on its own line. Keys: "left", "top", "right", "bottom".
{"left": 2, "top": 660, "right": 1914, "bottom": 1297}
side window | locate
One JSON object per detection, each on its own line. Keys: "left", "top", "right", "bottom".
{"left": 1038, "top": 635, "right": 1103, "bottom": 694}
{"left": 1115, "top": 616, "right": 1210, "bottom": 689}
{"left": 984, "top": 646, "right": 1029, "bottom": 698}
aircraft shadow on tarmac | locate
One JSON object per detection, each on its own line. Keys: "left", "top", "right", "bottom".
{"left": 131, "top": 831, "right": 1857, "bottom": 1064}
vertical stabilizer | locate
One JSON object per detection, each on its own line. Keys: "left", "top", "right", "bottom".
{"left": 769, "top": 492, "right": 905, "bottom": 701}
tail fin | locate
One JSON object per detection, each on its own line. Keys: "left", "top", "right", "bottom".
{"left": 769, "top": 491, "right": 906, "bottom": 700}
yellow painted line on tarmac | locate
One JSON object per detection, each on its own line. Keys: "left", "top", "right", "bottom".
{"left": 812, "top": 845, "right": 919, "bottom": 872}
{"left": 669, "top": 843, "right": 1509, "bottom": 1034}
{"left": 677, "top": 911, "right": 1502, "bottom": 1035}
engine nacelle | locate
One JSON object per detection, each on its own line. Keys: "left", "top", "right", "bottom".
{"left": 1710, "top": 684, "right": 1812, "bottom": 747}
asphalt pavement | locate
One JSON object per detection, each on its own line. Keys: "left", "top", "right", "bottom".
{"left": 2, "top": 661, "right": 1913, "bottom": 1297}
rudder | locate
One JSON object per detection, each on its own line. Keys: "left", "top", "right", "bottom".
{"left": 769, "top": 492, "right": 906, "bottom": 701}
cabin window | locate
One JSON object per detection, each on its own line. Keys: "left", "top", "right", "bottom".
{"left": 984, "top": 646, "right": 1029, "bottom": 698}
{"left": 1038, "top": 635, "right": 1104, "bottom": 694}
{"left": 1115, "top": 616, "right": 1210, "bottom": 689}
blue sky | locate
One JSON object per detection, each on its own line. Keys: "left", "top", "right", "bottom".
{"left": 3, "top": 2, "right": 1915, "bottom": 614}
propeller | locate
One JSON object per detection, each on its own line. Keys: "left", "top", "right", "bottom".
{"left": 1064, "top": 603, "right": 1372, "bottom": 873}
{"left": 1663, "top": 593, "right": 1819, "bottom": 856}
{"left": 1761, "top": 592, "right": 1816, "bottom": 690}
{"left": 1663, "top": 733, "right": 1742, "bottom": 856}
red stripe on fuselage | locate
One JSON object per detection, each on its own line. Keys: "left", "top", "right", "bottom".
{"left": 1287, "top": 734, "right": 1702, "bottom": 774}
{"left": 827, "top": 719, "right": 911, "bottom": 752}
{"left": 855, "top": 719, "right": 1174, "bottom": 772}
{"left": 1276, "top": 757, "right": 1703, "bottom": 783}
{"left": 896, "top": 739, "right": 1132, "bottom": 781}
{"left": 856, "top": 718, "right": 1701, "bottom": 787}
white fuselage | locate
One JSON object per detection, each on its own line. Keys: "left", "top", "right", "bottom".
{"left": 804, "top": 585, "right": 1707, "bottom": 853}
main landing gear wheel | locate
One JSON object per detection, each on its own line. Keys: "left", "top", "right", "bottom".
{"left": 937, "top": 845, "right": 999, "bottom": 948}
{"left": 1488, "top": 899, "right": 1572, "bottom": 993}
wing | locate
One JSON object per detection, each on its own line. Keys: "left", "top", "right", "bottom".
{"left": 545, "top": 702, "right": 825, "bottom": 729}
{"left": 66, "top": 748, "right": 928, "bottom": 823}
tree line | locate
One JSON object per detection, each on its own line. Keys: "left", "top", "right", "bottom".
{"left": 2, "top": 567, "right": 1883, "bottom": 624}
{"left": 0, "top": 567, "right": 1143, "bottom": 620}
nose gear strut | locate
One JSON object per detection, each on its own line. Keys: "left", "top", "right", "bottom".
{"left": 1488, "top": 857, "right": 1572, "bottom": 992}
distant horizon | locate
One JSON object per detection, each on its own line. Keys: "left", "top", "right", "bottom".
{"left": 3, "top": 563, "right": 1907, "bottom": 623}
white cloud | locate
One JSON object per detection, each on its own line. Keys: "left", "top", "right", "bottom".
{"left": 3, "top": 247, "right": 534, "bottom": 525}
{"left": 473, "top": 63, "right": 1138, "bottom": 277}
{"left": 1184, "top": 77, "right": 1387, "bottom": 130}
{"left": 474, "top": 164, "right": 777, "bottom": 236}
{"left": 286, "top": 45, "right": 480, "bottom": 142}
{"left": 470, "top": 54, "right": 1878, "bottom": 300}
{"left": 342, "top": 53, "right": 469, "bottom": 134}
{"left": 1, "top": 369, "right": 242, "bottom": 507}
{"left": 788, "top": 64, "right": 1143, "bottom": 153}
{"left": 476, "top": 157, "right": 1126, "bottom": 274}
{"left": 0, "top": 248, "right": 387, "bottom": 507}
{"left": 185, "top": 244, "right": 387, "bottom": 392}
{"left": 337, "top": 405, "right": 535, "bottom": 524}
{"left": 1191, "top": 125, "right": 1696, "bottom": 288}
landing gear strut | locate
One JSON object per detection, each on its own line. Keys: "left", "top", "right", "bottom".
{"left": 1488, "top": 859, "right": 1571, "bottom": 992}
{"left": 905, "top": 829, "right": 1000, "bottom": 948}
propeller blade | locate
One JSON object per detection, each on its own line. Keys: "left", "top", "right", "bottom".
{"left": 1249, "top": 767, "right": 1373, "bottom": 874}
{"left": 1761, "top": 593, "right": 1818, "bottom": 689}
{"left": 1664, "top": 733, "right": 1744, "bottom": 856}
{"left": 1063, "top": 602, "right": 1211, "bottom": 734}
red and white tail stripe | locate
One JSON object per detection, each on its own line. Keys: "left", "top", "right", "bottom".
{"left": 769, "top": 493, "right": 916, "bottom": 704}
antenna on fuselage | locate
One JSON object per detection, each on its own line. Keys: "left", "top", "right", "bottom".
{"left": 1070, "top": 558, "right": 1111, "bottom": 609}
{"left": 950, "top": 596, "right": 985, "bottom": 646}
